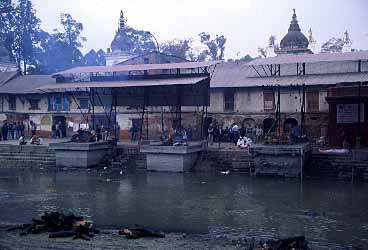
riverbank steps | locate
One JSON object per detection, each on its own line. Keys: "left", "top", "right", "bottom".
{"left": 0, "top": 144, "right": 55, "bottom": 168}
{"left": 1, "top": 143, "right": 368, "bottom": 182}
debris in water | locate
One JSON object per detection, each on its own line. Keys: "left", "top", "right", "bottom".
{"left": 119, "top": 227, "right": 165, "bottom": 239}
{"left": 221, "top": 170, "right": 230, "bottom": 175}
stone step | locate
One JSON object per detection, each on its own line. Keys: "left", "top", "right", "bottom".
{"left": 0, "top": 153, "right": 55, "bottom": 157}
{"left": 0, "top": 158, "right": 56, "bottom": 163}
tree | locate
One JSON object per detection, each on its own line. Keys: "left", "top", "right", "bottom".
{"left": 33, "top": 13, "right": 87, "bottom": 74}
{"left": 59, "top": 13, "right": 86, "bottom": 49}
{"left": 0, "top": 0, "right": 13, "bottom": 61}
{"left": 160, "top": 39, "right": 192, "bottom": 59}
{"left": 257, "top": 47, "right": 267, "bottom": 58}
{"left": 198, "top": 32, "right": 226, "bottom": 60}
{"left": 321, "top": 37, "right": 344, "bottom": 53}
{"left": 14, "top": 0, "right": 41, "bottom": 72}
{"left": 0, "top": 0, "right": 41, "bottom": 72}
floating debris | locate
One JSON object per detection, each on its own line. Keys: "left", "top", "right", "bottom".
{"left": 118, "top": 227, "right": 165, "bottom": 239}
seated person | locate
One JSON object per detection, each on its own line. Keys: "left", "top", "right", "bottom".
{"left": 30, "top": 135, "right": 42, "bottom": 145}
{"left": 237, "top": 136, "right": 253, "bottom": 149}
{"left": 18, "top": 136, "right": 27, "bottom": 145}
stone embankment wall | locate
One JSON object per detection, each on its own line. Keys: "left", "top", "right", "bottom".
{"left": 306, "top": 152, "right": 368, "bottom": 182}
{"left": 0, "top": 144, "right": 55, "bottom": 168}
{"left": 1, "top": 143, "right": 368, "bottom": 182}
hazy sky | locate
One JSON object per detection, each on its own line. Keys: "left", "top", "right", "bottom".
{"left": 32, "top": 0, "right": 368, "bottom": 58}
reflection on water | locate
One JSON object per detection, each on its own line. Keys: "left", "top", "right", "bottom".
{"left": 0, "top": 168, "right": 367, "bottom": 247}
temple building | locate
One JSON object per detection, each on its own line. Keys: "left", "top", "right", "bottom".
{"left": 275, "top": 9, "right": 312, "bottom": 55}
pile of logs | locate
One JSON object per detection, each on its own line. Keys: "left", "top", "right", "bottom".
{"left": 7, "top": 212, "right": 99, "bottom": 241}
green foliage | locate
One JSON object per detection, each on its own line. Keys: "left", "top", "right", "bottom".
{"left": 0, "top": 0, "right": 41, "bottom": 72}
{"left": 111, "top": 26, "right": 156, "bottom": 55}
{"left": 198, "top": 32, "right": 226, "bottom": 60}
{"left": 321, "top": 37, "right": 344, "bottom": 53}
{"left": 59, "top": 13, "right": 86, "bottom": 48}
{"left": 160, "top": 39, "right": 192, "bottom": 59}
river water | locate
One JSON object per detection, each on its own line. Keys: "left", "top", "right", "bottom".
{"left": 0, "top": 168, "right": 367, "bottom": 248}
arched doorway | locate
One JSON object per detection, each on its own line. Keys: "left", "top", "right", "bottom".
{"left": 284, "top": 118, "right": 298, "bottom": 133}
{"left": 242, "top": 118, "right": 256, "bottom": 129}
{"left": 242, "top": 118, "right": 256, "bottom": 134}
{"left": 263, "top": 117, "right": 277, "bottom": 135}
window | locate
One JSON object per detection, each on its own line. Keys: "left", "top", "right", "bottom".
{"left": 48, "top": 95, "right": 70, "bottom": 111}
{"left": 8, "top": 95, "right": 16, "bottom": 111}
{"left": 263, "top": 90, "right": 275, "bottom": 111}
{"left": 224, "top": 90, "right": 234, "bottom": 111}
{"left": 307, "top": 91, "right": 319, "bottom": 112}
{"left": 79, "top": 98, "right": 89, "bottom": 109}
{"left": 29, "top": 99, "right": 40, "bottom": 110}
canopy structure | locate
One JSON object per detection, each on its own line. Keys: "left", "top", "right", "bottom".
{"left": 38, "top": 61, "right": 218, "bottom": 143}
{"left": 37, "top": 76, "right": 209, "bottom": 106}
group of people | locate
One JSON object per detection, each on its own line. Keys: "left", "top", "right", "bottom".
{"left": 51, "top": 121, "right": 64, "bottom": 139}
{"left": 0, "top": 121, "right": 26, "bottom": 141}
{"left": 93, "top": 124, "right": 120, "bottom": 142}
{"left": 207, "top": 122, "right": 263, "bottom": 145}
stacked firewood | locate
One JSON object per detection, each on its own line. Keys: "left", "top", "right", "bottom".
{"left": 7, "top": 212, "right": 99, "bottom": 241}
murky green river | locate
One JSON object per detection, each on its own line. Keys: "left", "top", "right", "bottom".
{"left": 0, "top": 168, "right": 367, "bottom": 248}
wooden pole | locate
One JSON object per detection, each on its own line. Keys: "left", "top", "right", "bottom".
{"left": 91, "top": 89, "right": 95, "bottom": 130}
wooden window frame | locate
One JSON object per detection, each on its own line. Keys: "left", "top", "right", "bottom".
{"left": 224, "top": 90, "right": 235, "bottom": 112}
{"left": 263, "top": 90, "right": 275, "bottom": 111}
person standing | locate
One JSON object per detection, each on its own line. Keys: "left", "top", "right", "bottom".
{"left": 232, "top": 123, "right": 240, "bottom": 144}
{"left": 51, "top": 122, "right": 56, "bottom": 139}
{"left": 207, "top": 123, "right": 214, "bottom": 145}
{"left": 8, "top": 122, "right": 13, "bottom": 140}
{"left": 31, "top": 121, "right": 37, "bottom": 137}
{"left": 2, "top": 121, "right": 8, "bottom": 141}
{"left": 55, "top": 121, "right": 60, "bottom": 138}
{"left": 20, "top": 121, "right": 25, "bottom": 137}
{"left": 13, "top": 122, "right": 18, "bottom": 139}
{"left": 186, "top": 125, "right": 193, "bottom": 141}
{"left": 130, "top": 124, "right": 137, "bottom": 142}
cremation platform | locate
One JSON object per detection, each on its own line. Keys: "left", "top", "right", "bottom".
{"left": 140, "top": 141, "right": 206, "bottom": 172}
{"left": 50, "top": 142, "right": 111, "bottom": 168}
{"left": 249, "top": 143, "right": 312, "bottom": 178}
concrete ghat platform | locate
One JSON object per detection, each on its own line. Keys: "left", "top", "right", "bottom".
{"left": 249, "top": 143, "right": 312, "bottom": 178}
{"left": 50, "top": 142, "right": 111, "bottom": 168}
{"left": 140, "top": 141, "right": 206, "bottom": 172}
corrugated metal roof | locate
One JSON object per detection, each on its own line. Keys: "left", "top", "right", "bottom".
{"left": 247, "top": 51, "right": 368, "bottom": 66}
{"left": 212, "top": 72, "right": 368, "bottom": 88}
{"left": 211, "top": 61, "right": 368, "bottom": 88}
{"left": 0, "top": 75, "right": 56, "bottom": 94}
{"left": 0, "top": 71, "right": 19, "bottom": 86}
{"left": 52, "top": 61, "right": 221, "bottom": 77}
{"left": 37, "top": 76, "right": 208, "bottom": 92}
